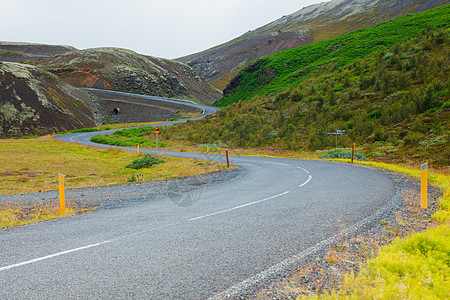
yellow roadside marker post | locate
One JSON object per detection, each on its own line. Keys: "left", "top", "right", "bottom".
{"left": 207, "top": 145, "right": 209, "bottom": 153}
{"left": 421, "top": 162, "right": 428, "bottom": 208}
{"left": 58, "top": 174, "right": 66, "bottom": 215}
{"left": 137, "top": 145, "right": 140, "bottom": 154}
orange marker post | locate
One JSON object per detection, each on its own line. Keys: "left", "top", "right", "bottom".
{"left": 59, "top": 173, "right": 66, "bottom": 215}
{"left": 421, "top": 163, "right": 428, "bottom": 208}
{"left": 225, "top": 149, "right": 230, "bottom": 168}
{"left": 154, "top": 126, "right": 161, "bottom": 149}
{"left": 351, "top": 143, "right": 355, "bottom": 163}
{"left": 137, "top": 145, "right": 140, "bottom": 154}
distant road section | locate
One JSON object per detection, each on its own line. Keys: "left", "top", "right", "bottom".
{"left": 84, "top": 88, "right": 218, "bottom": 124}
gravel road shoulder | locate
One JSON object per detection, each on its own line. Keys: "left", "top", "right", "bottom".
{"left": 0, "top": 169, "right": 242, "bottom": 211}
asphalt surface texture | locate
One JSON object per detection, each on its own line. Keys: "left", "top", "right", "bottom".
{"left": 1, "top": 92, "right": 401, "bottom": 299}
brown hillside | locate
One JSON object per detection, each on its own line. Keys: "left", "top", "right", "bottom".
{"left": 30, "top": 48, "right": 222, "bottom": 105}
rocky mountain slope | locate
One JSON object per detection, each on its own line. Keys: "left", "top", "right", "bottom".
{"left": 164, "top": 21, "right": 449, "bottom": 167}
{"left": 30, "top": 48, "right": 222, "bottom": 105}
{"left": 0, "top": 62, "right": 95, "bottom": 138}
{"left": 177, "top": 0, "right": 449, "bottom": 89}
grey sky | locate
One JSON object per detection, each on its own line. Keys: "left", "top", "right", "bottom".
{"left": 1, "top": 0, "right": 326, "bottom": 59}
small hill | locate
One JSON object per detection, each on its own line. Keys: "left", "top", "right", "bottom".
{"left": 177, "top": 0, "right": 448, "bottom": 90}
{"left": 0, "top": 42, "right": 76, "bottom": 62}
{"left": 0, "top": 62, "right": 95, "bottom": 138}
{"left": 30, "top": 48, "right": 222, "bottom": 105}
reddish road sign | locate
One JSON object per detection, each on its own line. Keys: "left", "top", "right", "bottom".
{"left": 154, "top": 126, "right": 160, "bottom": 134}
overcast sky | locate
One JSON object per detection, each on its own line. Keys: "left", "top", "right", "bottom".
{"left": 2, "top": 0, "right": 326, "bottom": 59}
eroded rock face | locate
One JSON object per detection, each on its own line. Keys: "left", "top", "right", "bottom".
{"left": 31, "top": 48, "right": 222, "bottom": 105}
{"left": 0, "top": 62, "right": 95, "bottom": 138}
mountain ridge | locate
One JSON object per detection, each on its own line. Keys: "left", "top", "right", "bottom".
{"left": 217, "top": 4, "right": 450, "bottom": 106}
{"left": 177, "top": 0, "right": 449, "bottom": 90}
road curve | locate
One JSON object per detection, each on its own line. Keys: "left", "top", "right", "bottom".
{"left": 0, "top": 92, "right": 396, "bottom": 299}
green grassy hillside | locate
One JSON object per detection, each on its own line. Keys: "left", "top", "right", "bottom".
{"left": 163, "top": 25, "right": 449, "bottom": 167}
{"left": 215, "top": 4, "right": 450, "bottom": 107}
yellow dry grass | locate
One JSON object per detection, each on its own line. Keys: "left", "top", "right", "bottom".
{"left": 0, "top": 137, "right": 226, "bottom": 195}
{"left": 0, "top": 206, "right": 77, "bottom": 229}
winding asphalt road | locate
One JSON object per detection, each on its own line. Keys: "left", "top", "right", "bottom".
{"left": 0, "top": 93, "right": 396, "bottom": 299}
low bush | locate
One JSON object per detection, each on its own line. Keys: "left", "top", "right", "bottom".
{"left": 67, "top": 128, "right": 99, "bottom": 134}
{"left": 90, "top": 134, "right": 166, "bottom": 148}
{"left": 125, "top": 154, "right": 164, "bottom": 169}
{"left": 113, "top": 126, "right": 154, "bottom": 138}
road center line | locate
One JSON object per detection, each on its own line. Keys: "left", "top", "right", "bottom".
{"left": 263, "top": 161, "right": 290, "bottom": 166}
{"left": 296, "top": 166, "right": 310, "bottom": 174}
{"left": 189, "top": 191, "right": 291, "bottom": 222}
{"left": 299, "top": 175, "right": 313, "bottom": 187}
{"left": 0, "top": 240, "right": 113, "bottom": 272}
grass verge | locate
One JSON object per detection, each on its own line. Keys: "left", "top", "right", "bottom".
{"left": 0, "top": 137, "right": 227, "bottom": 195}
{"left": 0, "top": 137, "right": 229, "bottom": 228}
{"left": 0, "top": 205, "right": 77, "bottom": 229}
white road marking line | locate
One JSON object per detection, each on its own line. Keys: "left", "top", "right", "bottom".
{"left": 299, "top": 175, "right": 313, "bottom": 187}
{"left": 262, "top": 162, "right": 312, "bottom": 188}
{"left": 296, "top": 166, "right": 310, "bottom": 174}
{"left": 0, "top": 240, "right": 113, "bottom": 272}
{"left": 263, "top": 161, "right": 290, "bottom": 166}
{"left": 189, "top": 191, "right": 291, "bottom": 222}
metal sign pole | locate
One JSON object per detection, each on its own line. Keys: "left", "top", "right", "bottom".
{"left": 327, "top": 130, "right": 345, "bottom": 149}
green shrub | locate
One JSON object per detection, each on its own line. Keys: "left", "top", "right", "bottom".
{"left": 90, "top": 129, "right": 166, "bottom": 148}
{"left": 113, "top": 126, "right": 155, "bottom": 138}
{"left": 125, "top": 154, "right": 164, "bottom": 169}
{"left": 403, "top": 131, "right": 425, "bottom": 145}
{"left": 67, "top": 128, "right": 99, "bottom": 134}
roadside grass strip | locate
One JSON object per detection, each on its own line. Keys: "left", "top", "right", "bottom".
{"left": 0, "top": 205, "right": 80, "bottom": 229}
{"left": 304, "top": 159, "right": 450, "bottom": 299}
